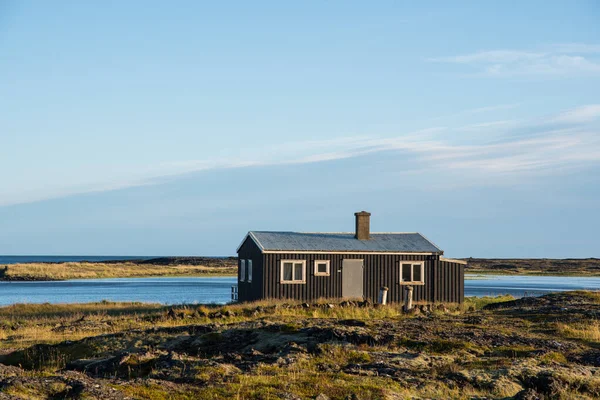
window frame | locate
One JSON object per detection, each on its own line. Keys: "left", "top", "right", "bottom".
{"left": 314, "top": 260, "right": 330, "bottom": 276}
{"left": 240, "top": 259, "right": 246, "bottom": 282}
{"left": 247, "top": 259, "right": 252, "bottom": 282}
{"left": 399, "top": 261, "right": 425, "bottom": 285}
{"left": 280, "top": 260, "right": 306, "bottom": 284}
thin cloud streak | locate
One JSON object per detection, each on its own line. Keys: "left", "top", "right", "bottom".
{"left": 2, "top": 106, "right": 599, "bottom": 207}
{"left": 553, "top": 104, "right": 600, "bottom": 124}
{"left": 430, "top": 44, "right": 600, "bottom": 77}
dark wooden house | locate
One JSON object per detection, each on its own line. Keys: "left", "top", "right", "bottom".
{"left": 235, "top": 212, "right": 465, "bottom": 303}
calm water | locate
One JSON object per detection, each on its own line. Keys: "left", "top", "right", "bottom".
{"left": 0, "top": 277, "right": 234, "bottom": 306}
{"left": 0, "top": 275, "right": 599, "bottom": 306}
{"left": 464, "top": 274, "right": 600, "bottom": 297}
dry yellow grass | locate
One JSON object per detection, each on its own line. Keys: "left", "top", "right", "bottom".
{"left": 556, "top": 320, "right": 600, "bottom": 342}
{"left": 0, "top": 297, "right": 469, "bottom": 352}
{"left": 1, "top": 262, "right": 236, "bottom": 280}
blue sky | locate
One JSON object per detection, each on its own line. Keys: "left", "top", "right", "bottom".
{"left": 1, "top": 1, "right": 599, "bottom": 257}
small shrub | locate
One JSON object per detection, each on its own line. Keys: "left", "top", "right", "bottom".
{"left": 346, "top": 350, "right": 372, "bottom": 364}
{"left": 540, "top": 351, "right": 568, "bottom": 365}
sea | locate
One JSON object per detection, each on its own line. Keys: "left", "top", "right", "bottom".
{"left": 1, "top": 256, "right": 599, "bottom": 305}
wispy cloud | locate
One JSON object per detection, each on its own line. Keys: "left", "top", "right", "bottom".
{"left": 551, "top": 43, "right": 600, "bottom": 54}
{"left": 553, "top": 104, "right": 600, "bottom": 124}
{"left": 2, "top": 105, "right": 599, "bottom": 207}
{"left": 139, "top": 108, "right": 600, "bottom": 187}
{"left": 430, "top": 44, "right": 600, "bottom": 77}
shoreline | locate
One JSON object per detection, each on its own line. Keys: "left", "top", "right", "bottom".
{"left": 0, "top": 261, "right": 237, "bottom": 281}
{"left": 1, "top": 257, "right": 599, "bottom": 281}
{"left": 0, "top": 273, "right": 237, "bottom": 282}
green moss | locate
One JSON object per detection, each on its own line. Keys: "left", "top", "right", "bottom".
{"left": 540, "top": 351, "right": 568, "bottom": 365}
{"left": 346, "top": 350, "right": 372, "bottom": 364}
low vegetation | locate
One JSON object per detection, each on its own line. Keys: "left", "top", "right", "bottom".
{"left": 0, "top": 261, "right": 237, "bottom": 281}
{"left": 465, "top": 257, "right": 600, "bottom": 276}
{"left": 0, "top": 291, "right": 599, "bottom": 399}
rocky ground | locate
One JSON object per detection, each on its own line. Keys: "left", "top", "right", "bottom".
{"left": 0, "top": 292, "right": 599, "bottom": 399}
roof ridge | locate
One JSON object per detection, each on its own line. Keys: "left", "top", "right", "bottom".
{"left": 250, "top": 231, "right": 422, "bottom": 234}
{"left": 416, "top": 232, "right": 443, "bottom": 252}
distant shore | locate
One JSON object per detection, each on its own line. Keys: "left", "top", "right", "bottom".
{"left": 464, "top": 258, "right": 600, "bottom": 276}
{"left": 1, "top": 257, "right": 598, "bottom": 281}
{"left": 0, "top": 257, "right": 238, "bottom": 281}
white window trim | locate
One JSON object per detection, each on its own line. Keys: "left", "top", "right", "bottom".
{"left": 247, "top": 259, "right": 252, "bottom": 282}
{"left": 280, "top": 260, "right": 306, "bottom": 284}
{"left": 314, "top": 260, "right": 330, "bottom": 276}
{"left": 240, "top": 259, "right": 246, "bottom": 282}
{"left": 400, "top": 261, "right": 425, "bottom": 285}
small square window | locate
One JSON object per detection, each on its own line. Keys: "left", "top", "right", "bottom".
{"left": 314, "top": 260, "right": 330, "bottom": 276}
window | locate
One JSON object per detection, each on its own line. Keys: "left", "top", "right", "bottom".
{"left": 314, "top": 260, "right": 330, "bottom": 276}
{"left": 240, "top": 259, "right": 246, "bottom": 282}
{"left": 247, "top": 260, "right": 252, "bottom": 282}
{"left": 400, "top": 261, "right": 425, "bottom": 285}
{"left": 280, "top": 260, "right": 306, "bottom": 284}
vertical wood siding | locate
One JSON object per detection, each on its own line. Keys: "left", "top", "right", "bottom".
{"left": 259, "top": 253, "right": 463, "bottom": 303}
{"left": 436, "top": 260, "right": 465, "bottom": 303}
{"left": 237, "top": 237, "right": 263, "bottom": 302}
{"left": 237, "top": 247, "right": 465, "bottom": 304}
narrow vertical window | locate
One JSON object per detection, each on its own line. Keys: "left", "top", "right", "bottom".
{"left": 283, "top": 262, "right": 293, "bottom": 281}
{"left": 240, "top": 259, "right": 246, "bottom": 282}
{"left": 413, "top": 264, "right": 421, "bottom": 282}
{"left": 401, "top": 263, "right": 412, "bottom": 282}
{"left": 248, "top": 260, "right": 253, "bottom": 282}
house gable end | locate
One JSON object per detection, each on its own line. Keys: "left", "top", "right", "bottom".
{"left": 237, "top": 233, "right": 264, "bottom": 256}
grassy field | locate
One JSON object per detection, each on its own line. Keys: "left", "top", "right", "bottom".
{"left": 0, "top": 261, "right": 237, "bottom": 281}
{"left": 0, "top": 292, "right": 599, "bottom": 399}
{"left": 3, "top": 258, "right": 599, "bottom": 282}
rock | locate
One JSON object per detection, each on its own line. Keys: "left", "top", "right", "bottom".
{"left": 521, "top": 371, "right": 567, "bottom": 397}
{"left": 436, "top": 304, "right": 448, "bottom": 313}
{"left": 315, "top": 394, "right": 330, "bottom": 400}
{"left": 281, "top": 393, "right": 302, "bottom": 400}
{"left": 223, "top": 310, "right": 235, "bottom": 317}
{"left": 513, "top": 388, "right": 542, "bottom": 400}
{"left": 166, "top": 309, "right": 177, "bottom": 319}
{"left": 301, "top": 303, "right": 310, "bottom": 308}
{"left": 339, "top": 319, "right": 366, "bottom": 327}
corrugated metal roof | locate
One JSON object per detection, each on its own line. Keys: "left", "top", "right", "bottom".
{"left": 244, "top": 231, "right": 443, "bottom": 253}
